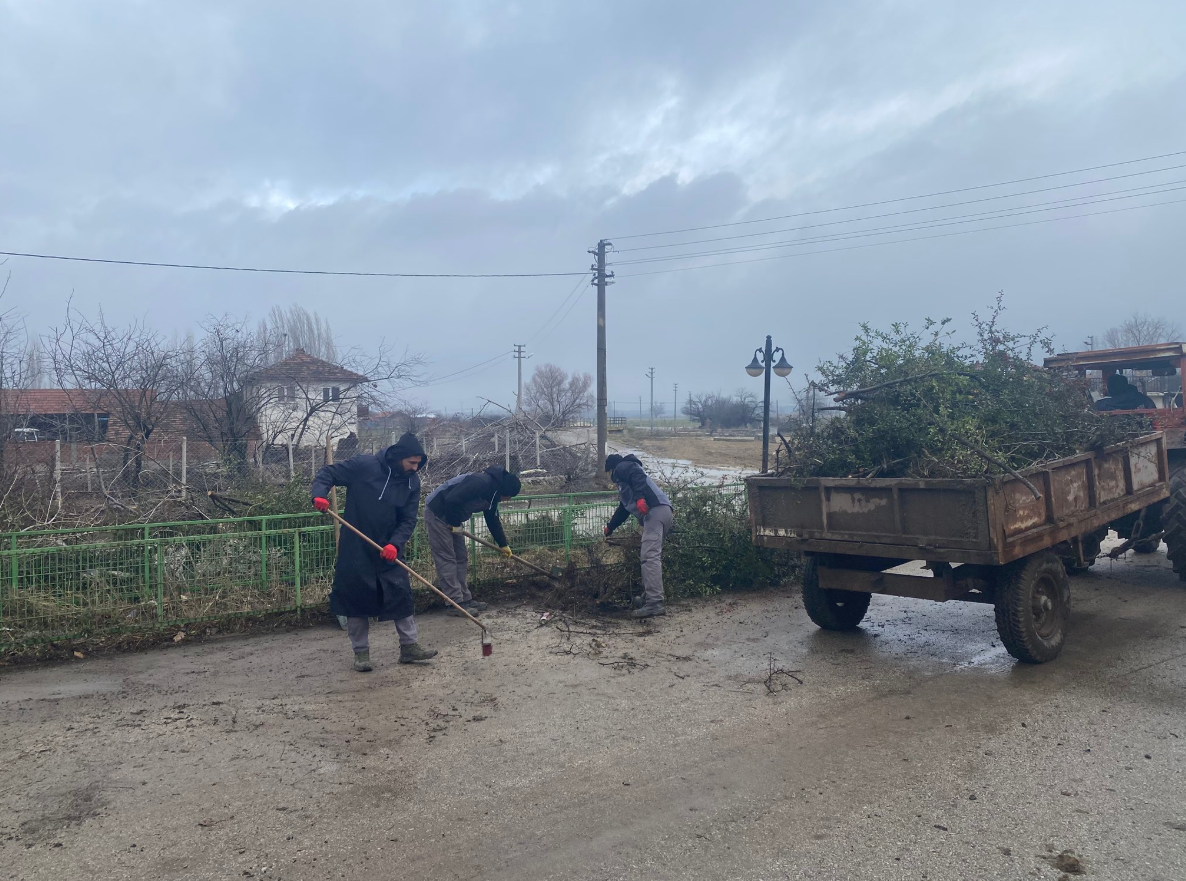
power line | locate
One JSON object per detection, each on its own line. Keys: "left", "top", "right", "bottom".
{"left": 609, "top": 182, "right": 1186, "bottom": 267}
{"left": 525, "top": 275, "right": 587, "bottom": 345}
{"left": 419, "top": 351, "right": 514, "bottom": 388}
{"left": 0, "top": 249, "right": 587, "bottom": 279}
{"left": 612, "top": 195, "right": 1186, "bottom": 278}
{"left": 534, "top": 277, "right": 592, "bottom": 347}
{"left": 613, "top": 163, "right": 1186, "bottom": 253}
{"left": 609, "top": 148, "right": 1186, "bottom": 240}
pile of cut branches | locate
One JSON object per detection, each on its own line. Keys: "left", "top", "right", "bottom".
{"left": 779, "top": 297, "right": 1150, "bottom": 480}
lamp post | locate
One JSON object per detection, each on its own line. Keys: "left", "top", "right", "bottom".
{"left": 745, "top": 335, "right": 792, "bottom": 473}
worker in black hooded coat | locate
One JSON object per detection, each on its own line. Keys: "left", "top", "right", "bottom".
{"left": 311, "top": 432, "right": 437, "bottom": 671}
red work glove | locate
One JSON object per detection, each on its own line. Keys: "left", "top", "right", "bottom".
{"left": 313, "top": 497, "right": 330, "bottom": 513}
{"left": 380, "top": 544, "right": 398, "bottom": 562}
{"left": 636, "top": 498, "right": 650, "bottom": 516}
{"left": 603, "top": 525, "right": 611, "bottom": 538}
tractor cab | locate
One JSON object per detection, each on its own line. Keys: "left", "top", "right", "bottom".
{"left": 1044, "top": 342, "right": 1186, "bottom": 450}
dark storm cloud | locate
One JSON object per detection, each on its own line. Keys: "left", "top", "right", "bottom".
{"left": 1, "top": 0, "right": 1184, "bottom": 412}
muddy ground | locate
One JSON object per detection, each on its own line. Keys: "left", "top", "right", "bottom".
{"left": 3, "top": 547, "right": 1186, "bottom": 880}
{"left": 616, "top": 430, "right": 762, "bottom": 472}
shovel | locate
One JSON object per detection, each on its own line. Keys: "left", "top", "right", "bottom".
{"left": 456, "top": 528, "right": 564, "bottom": 581}
{"left": 323, "top": 509, "right": 492, "bottom": 655}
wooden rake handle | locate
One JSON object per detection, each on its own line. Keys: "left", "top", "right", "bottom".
{"left": 323, "top": 509, "right": 487, "bottom": 633}
{"left": 456, "top": 528, "right": 559, "bottom": 580}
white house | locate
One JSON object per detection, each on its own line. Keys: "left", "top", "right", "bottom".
{"left": 246, "top": 349, "right": 370, "bottom": 450}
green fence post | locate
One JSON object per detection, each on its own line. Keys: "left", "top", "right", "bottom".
{"left": 562, "top": 504, "right": 573, "bottom": 565}
{"left": 142, "top": 525, "right": 151, "bottom": 613}
{"left": 294, "top": 528, "right": 302, "bottom": 609}
{"left": 260, "top": 516, "right": 269, "bottom": 590}
{"left": 155, "top": 540, "right": 165, "bottom": 621}
{"left": 9, "top": 535, "right": 16, "bottom": 596}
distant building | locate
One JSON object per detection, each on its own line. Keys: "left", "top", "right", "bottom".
{"left": 245, "top": 349, "right": 370, "bottom": 449}
{"left": 2, "top": 389, "right": 114, "bottom": 442}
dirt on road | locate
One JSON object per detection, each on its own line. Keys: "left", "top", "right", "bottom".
{"left": 3, "top": 548, "right": 1186, "bottom": 880}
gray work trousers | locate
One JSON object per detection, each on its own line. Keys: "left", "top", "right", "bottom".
{"left": 640, "top": 504, "right": 674, "bottom": 605}
{"left": 346, "top": 615, "right": 417, "bottom": 652}
{"left": 424, "top": 507, "right": 473, "bottom": 605}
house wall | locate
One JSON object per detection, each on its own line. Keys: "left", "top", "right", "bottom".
{"left": 251, "top": 382, "right": 361, "bottom": 449}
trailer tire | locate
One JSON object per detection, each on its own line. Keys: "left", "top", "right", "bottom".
{"left": 1165, "top": 466, "right": 1186, "bottom": 582}
{"left": 801, "top": 556, "right": 871, "bottom": 631}
{"left": 994, "top": 551, "right": 1069, "bottom": 664}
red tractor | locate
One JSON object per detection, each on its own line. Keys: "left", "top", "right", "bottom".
{"left": 1044, "top": 342, "right": 1186, "bottom": 579}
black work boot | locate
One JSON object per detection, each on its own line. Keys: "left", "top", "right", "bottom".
{"left": 632, "top": 594, "right": 645, "bottom": 609}
{"left": 399, "top": 643, "right": 439, "bottom": 664}
{"left": 353, "top": 650, "right": 373, "bottom": 672}
{"left": 632, "top": 602, "right": 667, "bottom": 619}
{"left": 447, "top": 604, "right": 481, "bottom": 617}
{"left": 465, "top": 600, "right": 489, "bottom": 612}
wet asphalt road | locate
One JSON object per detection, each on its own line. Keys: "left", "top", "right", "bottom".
{"left": 2, "top": 546, "right": 1185, "bottom": 880}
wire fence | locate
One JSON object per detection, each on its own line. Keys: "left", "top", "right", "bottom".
{"left": 0, "top": 488, "right": 635, "bottom": 649}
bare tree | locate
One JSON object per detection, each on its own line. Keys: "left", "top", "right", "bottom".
{"left": 523, "top": 363, "right": 593, "bottom": 426}
{"left": 682, "top": 391, "right": 760, "bottom": 430}
{"left": 23, "top": 337, "right": 49, "bottom": 389}
{"left": 175, "top": 315, "right": 276, "bottom": 475}
{"left": 48, "top": 304, "right": 183, "bottom": 489}
{"left": 258, "top": 304, "right": 338, "bottom": 363}
{"left": 0, "top": 268, "right": 33, "bottom": 474}
{"left": 1102, "top": 313, "right": 1183, "bottom": 349}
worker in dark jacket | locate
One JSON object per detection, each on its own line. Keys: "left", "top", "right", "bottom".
{"left": 311, "top": 432, "right": 437, "bottom": 671}
{"left": 424, "top": 465, "right": 522, "bottom": 616}
{"left": 603, "top": 454, "right": 674, "bottom": 618}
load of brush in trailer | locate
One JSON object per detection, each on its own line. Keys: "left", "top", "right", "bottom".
{"left": 746, "top": 434, "right": 1170, "bottom": 662}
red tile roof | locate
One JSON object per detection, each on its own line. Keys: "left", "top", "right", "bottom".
{"left": 247, "top": 349, "right": 369, "bottom": 385}
{"left": 0, "top": 388, "right": 128, "bottom": 414}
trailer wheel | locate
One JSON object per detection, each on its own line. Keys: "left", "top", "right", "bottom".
{"left": 801, "top": 555, "right": 871, "bottom": 631}
{"left": 1164, "top": 466, "right": 1186, "bottom": 582}
{"left": 994, "top": 551, "right": 1070, "bottom": 664}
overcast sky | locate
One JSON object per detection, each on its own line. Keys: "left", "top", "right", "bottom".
{"left": 2, "top": 0, "right": 1184, "bottom": 414}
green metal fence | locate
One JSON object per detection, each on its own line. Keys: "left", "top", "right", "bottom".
{"left": 0, "top": 490, "right": 631, "bottom": 648}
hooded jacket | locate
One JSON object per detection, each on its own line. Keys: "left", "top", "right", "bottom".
{"left": 605, "top": 454, "right": 671, "bottom": 534}
{"left": 310, "top": 432, "right": 427, "bottom": 620}
{"left": 425, "top": 464, "right": 521, "bottom": 548}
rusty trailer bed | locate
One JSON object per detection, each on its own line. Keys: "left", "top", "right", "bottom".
{"left": 747, "top": 434, "right": 1170, "bottom": 566}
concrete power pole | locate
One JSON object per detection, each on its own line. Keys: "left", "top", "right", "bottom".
{"left": 589, "top": 239, "right": 613, "bottom": 470}
{"left": 646, "top": 367, "right": 655, "bottom": 433}
{"left": 673, "top": 383, "right": 678, "bottom": 431}
{"left": 513, "top": 343, "right": 527, "bottom": 413}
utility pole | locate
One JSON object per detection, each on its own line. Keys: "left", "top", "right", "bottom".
{"left": 646, "top": 367, "right": 655, "bottom": 433}
{"left": 589, "top": 239, "right": 613, "bottom": 470}
{"left": 673, "top": 383, "right": 678, "bottom": 430}
{"left": 513, "top": 343, "right": 527, "bottom": 413}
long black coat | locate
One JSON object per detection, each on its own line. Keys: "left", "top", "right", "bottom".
{"left": 311, "top": 434, "right": 427, "bottom": 620}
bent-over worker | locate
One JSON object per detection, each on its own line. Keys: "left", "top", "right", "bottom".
{"left": 424, "top": 465, "right": 522, "bottom": 617}
{"left": 311, "top": 432, "right": 437, "bottom": 672}
{"left": 603, "top": 453, "right": 674, "bottom": 619}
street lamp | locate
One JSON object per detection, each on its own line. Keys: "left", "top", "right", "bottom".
{"left": 745, "top": 335, "right": 792, "bottom": 473}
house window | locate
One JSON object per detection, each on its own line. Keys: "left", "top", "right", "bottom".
{"left": 331, "top": 386, "right": 340, "bottom": 402}
{"left": 323, "top": 387, "right": 330, "bottom": 402}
